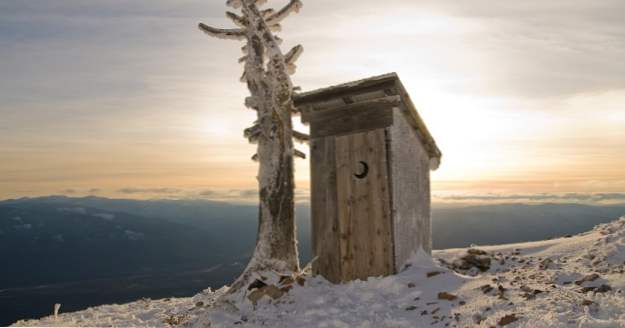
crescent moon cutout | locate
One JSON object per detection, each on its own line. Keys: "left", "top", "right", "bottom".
{"left": 354, "top": 161, "right": 369, "bottom": 179}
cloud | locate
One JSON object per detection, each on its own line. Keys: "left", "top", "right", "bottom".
{"left": 117, "top": 187, "right": 183, "bottom": 194}
{"left": 435, "top": 192, "right": 625, "bottom": 204}
{"left": 196, "top": 188, "right": 310, "bottom": 203}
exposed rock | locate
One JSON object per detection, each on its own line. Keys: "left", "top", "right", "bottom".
{"left": 498, "top": 314, "right": 519, "bottom": 326}
{"left": 480, "top": 284, "right": 494, "bottom": 294}
{"left": 247, "top": 285, "right": 285, "bottom": 304}
{"left": 472, "top": 313, "right": 484, "bottom": 324}
{"left": 468, "top": 248, "right": 488, "bottom": 256}
{"left": 574, "top": 273, "right": 600, "bottom": 286}
{"left": 580, "top": 284, "right": 612, "bottom": 294}
{"left": 582, "top": 299, "right": 594, "bottom": 306}
{"left": 438, "top": 292, "right": 458, "bottom": 301}
{"left": 427, "top": 271, "right": 443, "bottom": 278}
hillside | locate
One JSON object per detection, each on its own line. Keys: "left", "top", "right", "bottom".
{"left": 13, "top": 216, "right": 625, "bottom": 327}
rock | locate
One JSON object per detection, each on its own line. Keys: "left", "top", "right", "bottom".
{"left": 468, "top": 248, "right": 488, "bottom": 256}
{"left": 247, "top": 279, "right": 268, "bottom": 291}
{"left": 247, "top": 285, "right": 285, "bottom": 304}
{"left": 405, "top": 305, "right": 417, "bottom": 311}
{"left": 575, "top": 273, "right": 600, "bottom": 286}
{"left": 407, "top": 282, "right": 416, "bottom": 288}
{"left": 427, "top": 271, "right": 442, "bottom": 278}
{"left": 539, "top": 258, "right": 554, "bottom": 270}
{"left": 460, "top": 254, "right": 491, "bottom": 272}
{"left": 498, "top": 314, "right": 519, "bottom": 326}
{"left": 279, "top": 275, "right": 294, "bottom": 285}
{"left": 581, "top": 284, "right": 612, "bottom": 294}
{"left": 596, "top": 284, "right": 612, "bottom": 293}
{"left": 582, "top": 299, "right": 594, "bottom": 306}
{"left": 480, "top": 284, "right": 494, "bottom": 294}
{"left": 195, "top": 301, "right": 204, "bottom": 307}
{"left": 472, "top": 313, "right": 484, "bottom": 324}
{"left": 438, "top": 292, "right": 458, "bottom": 301}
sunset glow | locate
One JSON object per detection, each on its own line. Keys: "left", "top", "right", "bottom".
{"left": 1, "top": 0, "right": 624, "bottom": 203}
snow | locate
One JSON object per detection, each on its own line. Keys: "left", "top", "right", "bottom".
{"left": 12, "top": 216, "right": 625, "bottom": 328}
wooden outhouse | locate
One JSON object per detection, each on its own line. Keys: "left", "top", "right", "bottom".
{"left": 294, "top": 73, "right": 442, "bottom": 283}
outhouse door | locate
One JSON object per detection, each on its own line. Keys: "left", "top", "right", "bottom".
{"left": 311, "top": 127, "right": 394, "bottom": 282}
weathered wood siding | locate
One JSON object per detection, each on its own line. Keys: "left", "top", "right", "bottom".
{"left": 388, "top": 108, "right": 432, "bottom": 271}
{"left": 334, "top": 129, "right": 394, "bottom": 281}
{"left": 310, "top": 136, "right": 341, "bottom": 283}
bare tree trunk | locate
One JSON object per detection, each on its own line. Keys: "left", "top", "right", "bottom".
{"left": 198, "top": 0, "right": 305, "bottom": 293}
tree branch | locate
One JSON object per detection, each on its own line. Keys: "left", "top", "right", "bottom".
{"left": 294, "top": 149, "right": 306, "bottom": 159}
{"left": 244, "top": 123, "right": 262, "bottom": 143}
{"left": 198, "top": 23, "right": 246, "bottom": 41}
{"left": 285, "top": 44, "right": 303, "bottom": 65}
{"left": 268, "top": 23, "right": 282, "bottom": 32}
{"left": 226, "top": 0, "right": 242, "bottom": 9}
{"left": 261, "top": 8, "right": 275, "bottom": 18}
{"left": 266, "top": 0, "right": 303, "bottom": 25}
{"left": 292, "top": 130, "right": 310, "bottom": 143}
{"left": 226, "top": 11, "right": 248, "bottom": 28}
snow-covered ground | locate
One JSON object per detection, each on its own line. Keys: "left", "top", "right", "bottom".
{"left": 13, "top": 217, "right": 625, "bottom": 327}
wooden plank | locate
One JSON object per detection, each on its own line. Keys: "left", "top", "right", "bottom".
{"left": 301, "top": 95, "right": 401, "bottom": 123}
{"left": 366, "top": 130, "right": 394, "bottom": 275}
{"left": 310, "top": 137, "right": 341, "bottom": 283}
{"left": 293, "top": 73, "right": 398, "bottom": 107}
{"left": 335, "top": 135, "right": 354, "bottom": 281}
{"left": 307, "top": 103, "right": 396, "bottom": 139}
{"left": 335, "top": 129, "right": 393, "bottom": 281}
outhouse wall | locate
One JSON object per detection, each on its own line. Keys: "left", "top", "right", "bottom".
{"left": 388, "top": 108, "right": 432, "bottom": 271}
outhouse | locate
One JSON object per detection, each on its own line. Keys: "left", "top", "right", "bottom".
{"left": 294, "top": 73, "right": 442, "bottom": 283}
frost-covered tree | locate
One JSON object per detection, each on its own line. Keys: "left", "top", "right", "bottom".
{"left": 198, "top": 0, "right": 306, "bottom": 292}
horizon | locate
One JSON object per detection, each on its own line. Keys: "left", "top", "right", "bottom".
{"left": 2, "top": 0, "right": 624, "bottom": 203}
{"left": 3, "top": 193, "right": 625, "bottom": 208}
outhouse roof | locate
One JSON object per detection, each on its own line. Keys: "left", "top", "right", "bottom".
{"left": 293, "top": 72, "right": 442, "bottom": 169}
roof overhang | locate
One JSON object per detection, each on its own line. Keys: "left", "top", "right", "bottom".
{"left": 293, "top": 72, "right": 442, "bottom": 170}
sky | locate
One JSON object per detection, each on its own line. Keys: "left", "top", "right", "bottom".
{"left": 1, "top": 0, "right": 625, "bottom": 204}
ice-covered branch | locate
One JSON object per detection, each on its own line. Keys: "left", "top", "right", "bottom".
{"left": 244, "top": 123, "right": 262, "bottom": 144}
{"left": 294, "top": 149, "right": 306, "bottom": 159}
{"left": 226, "top": 0, "right": 242, "bottom": 9}
{"left": 261, "top": 8, "right": 275, "bottom": 18}
{"left": 226, "top": 11, "right": 248, "bottom": 28}
{"left": 292, "top": 130, "right": 309, "bottom": 143}
{"left": 285, "top": 45, "right": 303, "bottom": 65}
{"left": 198, "top": 23, "right": 246, "bottom": 41}
{"left": 239, "top": 70, "right": 248, "bottom": 83}
{"left": 245, "top": 96, "right": 260, "bottom": 109}
{"left": 284, "top": 44, "right": 303, "bottom": 75}
{"left": 268, "top": 23, "right": 282, "bottom": 32}
{"left": 266, "top": 0, "right": 303, "bottom": 25}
